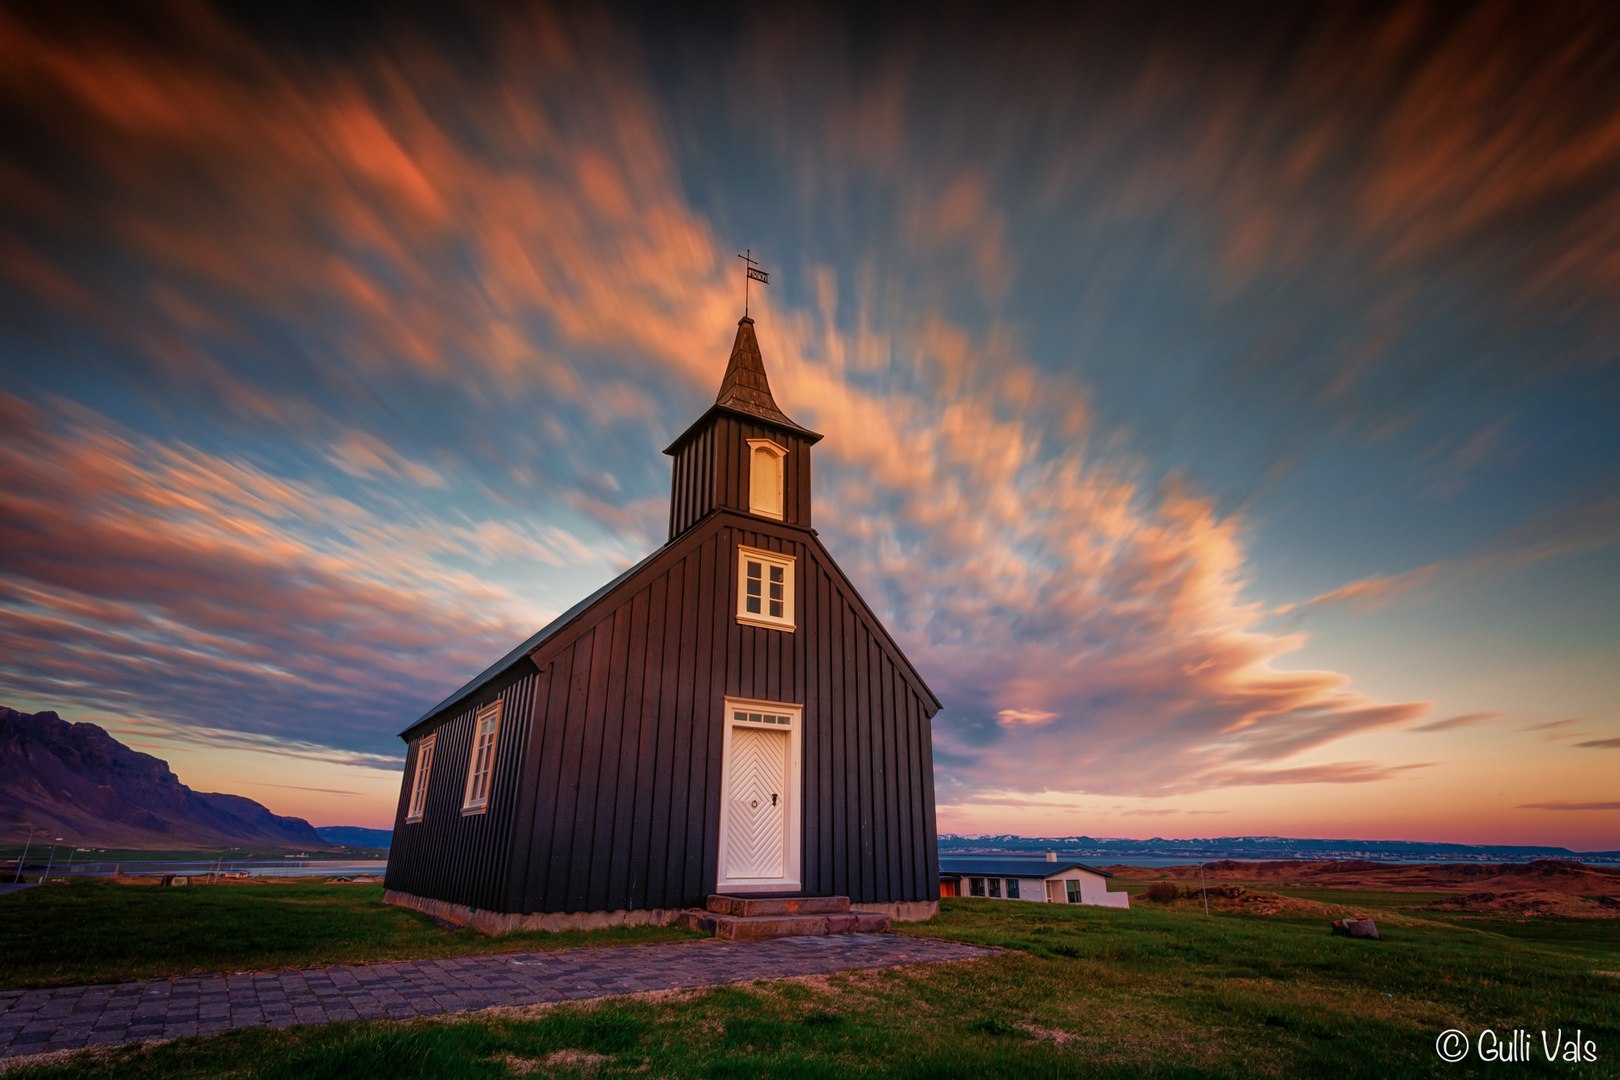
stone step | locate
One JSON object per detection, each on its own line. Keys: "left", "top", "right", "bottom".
{"left": 679, "top": 909, "right": 891, "bottom": 941}
{"left": 706, "top": 894, "right": 851, "bottom": 917}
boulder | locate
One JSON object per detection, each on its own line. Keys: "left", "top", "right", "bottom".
{"left": 1331, "top": 917, "right": 1378, "bottom": 939}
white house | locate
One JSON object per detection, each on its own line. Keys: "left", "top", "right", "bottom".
{"left": 938, "top": 853, "right": 1130, "bottom": 909}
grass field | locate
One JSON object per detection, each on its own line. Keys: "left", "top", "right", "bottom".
{"left": 2, "top": 886, "right": 1616, "bottom": 1078}
{"left": 0, "top": 879, "right": 701, "bottom": 989}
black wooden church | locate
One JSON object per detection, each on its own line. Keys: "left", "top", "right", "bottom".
{"left": 384, "top": 316, "right": 942, "bottom": 932}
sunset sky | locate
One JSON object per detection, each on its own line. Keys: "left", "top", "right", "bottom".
{"left": 1, "top": 2, "right": 1616, "bottom": 847}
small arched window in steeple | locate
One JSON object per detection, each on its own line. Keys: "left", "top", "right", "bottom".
{"left": 747, "top": 439, "right": 787, "bottom": 519}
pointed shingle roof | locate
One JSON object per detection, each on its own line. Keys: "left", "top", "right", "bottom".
{"left": 665, "top": 317, "right": 821, "bottom": 453}
{"left": 716, "top": 317, "right": 796, "bottom": 426}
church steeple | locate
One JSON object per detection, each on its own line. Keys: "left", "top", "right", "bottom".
{"left": 664, "top": 317, "right": 821, "bottom": 540}
{"left": 715, "top": 317, "right": 801, "bottom": 430}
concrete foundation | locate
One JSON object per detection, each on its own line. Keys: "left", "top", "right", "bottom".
{"left": 383, "top": 889, "right": 937, "bottom": 934}
{"left": 383, "top": 889, "right": 683, "bottom": 935}
{"left": 849, "top": 899, "right": 939, "bottom": 923}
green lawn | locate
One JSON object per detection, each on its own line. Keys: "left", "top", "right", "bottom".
{"left": 4, "top": 891, "right": 1617, "bottom": 1078}
{"left": 0, "top": 879, "right": 702, "bottom": 989}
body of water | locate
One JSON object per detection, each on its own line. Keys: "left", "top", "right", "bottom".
{"left": 9, "top": 859, "right": 388, "bottom": 879}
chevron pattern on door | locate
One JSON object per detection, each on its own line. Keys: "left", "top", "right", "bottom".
{"left": 725, "top": 726, "right": 788, "bottom": 879}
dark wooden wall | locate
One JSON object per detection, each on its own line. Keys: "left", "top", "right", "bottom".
{"left": 387, "top": 511, "right": 938, "bottom": 915}
{"left": 384, "top": 665, "right": 539, "bottom": 911}
{"left": 668, "top": 413, "right": 814, "bottom": 538}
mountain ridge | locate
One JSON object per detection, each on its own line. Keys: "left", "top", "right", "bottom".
{"left": 1, "top": 706, "right": 326, "bottom": 849}
{"left": 938, "top": 833, "right": 1620, "bottom": 864}
{"left": 314, "top": 826, "right": 392, "bottom": 848}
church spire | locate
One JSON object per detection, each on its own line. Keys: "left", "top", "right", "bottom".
{"left": 664, "top": 314, "right": 821, "bottom": 460}
{"left": 714, "top": 316, "right": 802, "bottom": 429}
{"left": 663, "top": 315, "right": 823, "bottom": 537}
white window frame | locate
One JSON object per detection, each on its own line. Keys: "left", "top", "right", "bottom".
{"left": 715, "top": 696, "right": 803, "bottom": 893}
{"left": 736, "top": 545, "right": 795, "bottom": 631}
{"left": 461, "top": 700, "right": 502, "bottom": 815}
{"left": 746, "top": 438, "right": 787, "bottom": 519}
{"left": 406, "top": 733, "right": 436, "bottom": 823}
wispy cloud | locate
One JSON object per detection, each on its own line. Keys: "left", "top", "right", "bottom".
{"left": 1523, "top": 719, "right": 1588, "bottom": 743}
{"left": 242, "top": 782, "right": 364, "bottom": 797}
{"left": 1412, "top": 711, "right": 1503, "bottom": 733}
{"left": 1278, "top": 490, "right": 1620, "bottom": 620}
{"left": 0, "top": 394, "right": 534, "bottom": 755}
{"left": 996, "top": 709, "right": 1059, "bottom": 728}
{"left": 1517, "top": 802, "right": 1620, "bottom": 812}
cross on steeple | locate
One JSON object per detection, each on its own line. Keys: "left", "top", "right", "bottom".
{"left": 737, "top": 249, "right": 768, "bottom": 316}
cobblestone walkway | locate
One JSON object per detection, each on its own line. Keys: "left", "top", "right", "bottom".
{"left": 0, "top": 934, "right": 994, "bottom": 1058}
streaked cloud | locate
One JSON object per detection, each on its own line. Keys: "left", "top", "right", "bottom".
{"left": 0, "top": 1, "right": 1614, "bottom": 837}
{"left": 996, "top": 709, "right": 1059, "bottom": 728}
{"left": 1412, "top": 712, "right": 1504, "bottom": 733}
{"left": 1524, "top": 719, "right": 1587, "bottom": 743}
{"left": 243, "top": 783, "right": 364, "bottom": 797}
{"left": 1277, "top": 489, "right": 1620, "bottom": 621}
{"left": 0, "top": 392, "right": 535, "bottom": 755}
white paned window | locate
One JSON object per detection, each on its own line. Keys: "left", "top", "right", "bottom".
{"left": 746, "top": 439, "right": 786, "bottom": 519}
{"left": 737, "top": 546, "right": 795, "bottom": 631}
{"left": 461, "top": 700, "right": 502, "bottom": 814}
{"left": 733, "top": 709, "right": 794, "bottom": 727}
{"left": 406, "top": 734, "right": 435, "bottom": 822}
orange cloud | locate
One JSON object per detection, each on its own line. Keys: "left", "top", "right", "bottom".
{"left": 996, "top": 709, "right": 1059, "bottom": 728}
{"left": 750, "top": 282, "right": 1436, "bottom": 795}
{"left": 0, "top": 3, "right": 738, "bottom": 420}
{"left": 1412, "top": 711, "right": 1502, "bottom": 733}
{"left": 0, "top": 392, "right": 533, "bottom": 751}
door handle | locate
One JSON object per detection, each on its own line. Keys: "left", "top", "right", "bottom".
{"left": 771, "top": 793, "right": 778, "bottom": 806}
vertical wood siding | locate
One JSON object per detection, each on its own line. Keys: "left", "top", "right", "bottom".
{"left": 384, "top": 667, "right": 538, "bottom": 911}
{"left": 668, "top": 415, "right": 813, "bottom": 538}
{"left": 496, "top": 517, "right": 935, "bottom": 913}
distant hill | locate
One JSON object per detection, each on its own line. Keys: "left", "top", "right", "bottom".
{"left": 316, "top": 826, "right": 392, "bottom": 848}
{"left": 0, "top": 706, "right": 326, "bottom": 849}
{"left": 939, "top": 833, "right": 1620, "bottom": 864}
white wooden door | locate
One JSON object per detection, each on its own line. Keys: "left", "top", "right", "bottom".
{"left": 724, "top": 727, "right": 788, "bottom": 879}
{"left": 717, "top": 698, "right": 802, "bottom": 892}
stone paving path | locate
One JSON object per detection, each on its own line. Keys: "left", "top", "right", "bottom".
{"left": 0, "top": 934, "right": 994, "bottom": 1059}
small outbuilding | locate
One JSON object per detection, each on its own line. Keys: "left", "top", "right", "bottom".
{"left": 938, "top": 855, "right": 1130, "bottom": 909}
{"left": 383, "top": 316, "right": 943, "bottom": 932}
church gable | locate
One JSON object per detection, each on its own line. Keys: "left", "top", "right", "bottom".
{"left": 499, "top": 513, "right": 938, "bottom": 914}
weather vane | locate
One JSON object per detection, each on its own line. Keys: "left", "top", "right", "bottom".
{"left": 738, "top": 249, "right": 768, "bottom": 316}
